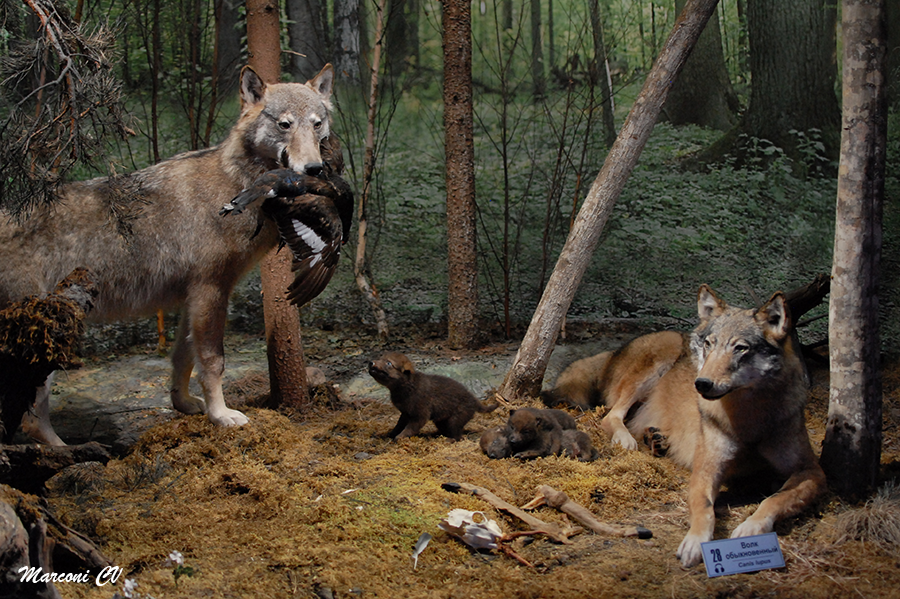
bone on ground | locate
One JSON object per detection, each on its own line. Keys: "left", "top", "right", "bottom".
{"left": 522, "top": 485, "right": 652, "bottom": 539}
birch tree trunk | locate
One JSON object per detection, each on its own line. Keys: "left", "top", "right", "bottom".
{"left": 499, "top": 0, "right": 719, "bottom": 401}
{"left": 247, "top": 0, "right": 310, "bottom": 408}
{"left": 443, "top": 0, "right": 478, "bottom": 348}
{"left": 819, "top": 0, "right": 887, "bottom": 499}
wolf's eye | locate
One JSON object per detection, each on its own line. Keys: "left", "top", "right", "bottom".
{"left": 734, "top": 343, "right": 749, "bottom": 354}
{"left": 385, "top": 361, "right": 392, "bottom": 368}
{"left": 278, "top": 120, "right": 291, "bottom": 130}
{"left": 313, "top": 120, "right": 323, "bottom": 130}
{"left": 703, "top": 338, "right": 712, "bottom": 350}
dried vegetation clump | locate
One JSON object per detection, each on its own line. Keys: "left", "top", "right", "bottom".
{"left": 46, "top": 357, "right": 900, "bottom": 599}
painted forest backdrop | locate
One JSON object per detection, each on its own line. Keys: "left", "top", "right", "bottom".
{"left": 0, "top": 0, "right": 898, "bottom": 352}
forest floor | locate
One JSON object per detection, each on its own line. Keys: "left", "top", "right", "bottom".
{"left": 37, "top": 320, "right": 900, "bottom": 599}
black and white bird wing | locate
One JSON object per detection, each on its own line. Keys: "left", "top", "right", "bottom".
{"left": 220, "top": 168, "right": 318, "bottom": 216}
{"left": 266, "top": 195, "right": 344, "bottom": 307}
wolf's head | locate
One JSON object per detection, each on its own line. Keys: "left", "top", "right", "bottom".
{"left": 237, "top": 64, "right": 334, "bottom": 177}
{"left": 690, "top": 285, "right": 794, "bottom": 399}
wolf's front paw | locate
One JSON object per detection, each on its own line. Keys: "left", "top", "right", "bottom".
{"left": 731, "top": 515, "right": 773, "bottom": 539}
{"left": 611, "top": 429, "right": 639, "bottom": 450}
{"left": 171, "top": 391, "right": 207, "bottom": 415}
{"left": 209, "top": 408, "right": 249, "bottom": 427}
{"left": 676, "top": 533, "right": 707, "bottom": 568}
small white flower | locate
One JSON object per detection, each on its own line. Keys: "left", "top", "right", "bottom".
{"left": 166, "top": 550, "right": 184, "bottom": 566}
{"left": 123, "top": 578, "right": 138, "bottom": 598}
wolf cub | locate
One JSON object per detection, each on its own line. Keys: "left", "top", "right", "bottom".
{"left": 368, "top": 351, "right": 497, "bottom": 440}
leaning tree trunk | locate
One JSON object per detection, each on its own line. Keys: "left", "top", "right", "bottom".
{"left": 819, "top": 0, "right": 887, "bottom": 499}
{"left": 443, "top": 0, "right": 478, "bottom": 349}
{"left": 499, "top": 0, "right": 719, "bottom": 401}
{"left": 247, "top": 0, "right": 310, "bottom": 408}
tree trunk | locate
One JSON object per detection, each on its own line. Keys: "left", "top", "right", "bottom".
{"left": 286, "top": 0, "right": 327, "bottom": 81}
{"left": 355, "top": 0, "right": 390, "bottom": 339}
{"left": 247, "top": 0, "right": 310, "bottom": 409}
{"left": 819, "top": 0, "right": 887, "bottom": 500}
{"left": 333, "top": 0, "right": 361, "bottom": 84}
{"left": 590, "top": 0, "right": 617, "bottom": 147}
{"left": 662, "top": 0, "right": 738, "bottom": 131}
{"left": 530, "top": 0, "right": 545, "bottom": 98}
{"left": 386, "top": 0, "right": 417, "bottom": 75}
{"left": 216, "top": 0, "right": 244, "bottom": 94}
{"left": 443, "top": 0, "right": 478, "bottom": 349}
{"left": 499, "top": 0, "right": 720, "bottom": 402}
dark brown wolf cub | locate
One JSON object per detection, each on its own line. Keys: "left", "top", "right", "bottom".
{"left": 368, "top": 352, "right": 498, "bottom": 440}
{"left": 506, "top": 407, "right": 576, "bottom": 459}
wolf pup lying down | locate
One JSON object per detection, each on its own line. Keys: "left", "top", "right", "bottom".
{"left": 368, "top": 351, "right": 498, "bottom": 440}
{"left": 546, "top": 285, "right": 826, "bottom": 568}
{"left": 0, "top": 64, "right": 344, "bottom": 445}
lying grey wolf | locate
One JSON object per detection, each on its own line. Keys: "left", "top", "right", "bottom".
{"left": 0, "top": 64, "right": 341, "bottom": 445}
{"left": 506, "top": 407, "right": 577, "bottom": 459}
{"left": 542, "top": 331, "right": 684, "bottom": 449}
{"left": 618, "top": 286, "right": 826, "bottom": 568}
{"left": 368, "top": 351, "right": 498, "bottom": 440}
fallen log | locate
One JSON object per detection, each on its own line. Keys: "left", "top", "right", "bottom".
{"left": 0, "top": 442, "right": 110, "bottom": 495}
{"left": 0, "top": 484, "right": 110, "bottom": 599}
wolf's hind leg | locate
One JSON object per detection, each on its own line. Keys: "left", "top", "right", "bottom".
{"left": 21, "top": 373, "right": 66, "bottom": 446}
{"left": 170, "top": 310, "right": 207, "bottom": 415}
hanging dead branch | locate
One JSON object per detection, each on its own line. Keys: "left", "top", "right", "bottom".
{"left": 0, "top": 0, "right": 133, "bottom": 217}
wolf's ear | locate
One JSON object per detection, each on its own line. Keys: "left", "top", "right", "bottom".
{"left": 308, "top": 64, "right": 334, "bottom": 100}
{"left": 239, "top": 66, "right": 266, "bottom": 109}
{"left": 697, "top": 285, "right": 726, "bottom": 320}
{"left": 757, "top": 292, "right": 791, "bottom": 341}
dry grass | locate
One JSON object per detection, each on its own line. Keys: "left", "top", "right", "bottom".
{"left": 45, "top": 357, "right": 900, "bottom": 599}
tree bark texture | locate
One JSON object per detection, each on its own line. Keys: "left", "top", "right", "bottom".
{"left": 663, "top": 0, "right": 738, "bottom": 131}
{"left": 286, "top": 0, "right": 327, "bottom": 81}
{"left": 820, "top": 0, "right": 887, "bottom": 499}
{"left": 333, "top": 0, "right": 361, "bottom": 83}
{"left": 744, "top": 0, "right": 840, "bottom": 153}
{"left": 247, "top": 0, "right": 310, "bottom": 409}
{"left": 443, "top": 0, "right": 478, "bottom": 349}
{"left": 499, "top": 0, "right": 719, "bottom": 401}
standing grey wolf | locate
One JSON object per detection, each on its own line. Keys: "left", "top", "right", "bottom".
{"left": 542, "top": 330, "right": 684, "bottom": 450}
{"left": 0, "top": 64, "right": 341, "bottom": 445}
{"left": 551, "top": 285, "right": 826, "bottom": 568}
{"left": 367, "top": 351, "right": 498, "bottom": 440}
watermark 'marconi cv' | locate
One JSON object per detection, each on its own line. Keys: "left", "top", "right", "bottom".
{"left": 18, "top": 565, "right": 124, "bottom": 586}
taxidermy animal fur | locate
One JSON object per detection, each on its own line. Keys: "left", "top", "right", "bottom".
{"left": 368, "top": 351, "right": 498, "bottom": 440}
{"left": 586, "top": 286, "right": 826, "bottom": 568}
{"left": 0, "top": 65, "right": 339, "bottom": 445}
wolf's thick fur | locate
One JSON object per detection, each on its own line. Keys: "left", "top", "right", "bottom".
{"left": 622, "top": 286, "right": 826, "bottom": 568}
{"left": 506, "top": 407, "right": 577, "bottom": 459}
{"left": 542, "top": 331, "right": 684, "bottom": 450}
{"left": 368, "top": 351, "right": 498, "bottom": 440}
{"left": 0, "top": 65, "right": 337, "bottom": 444}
